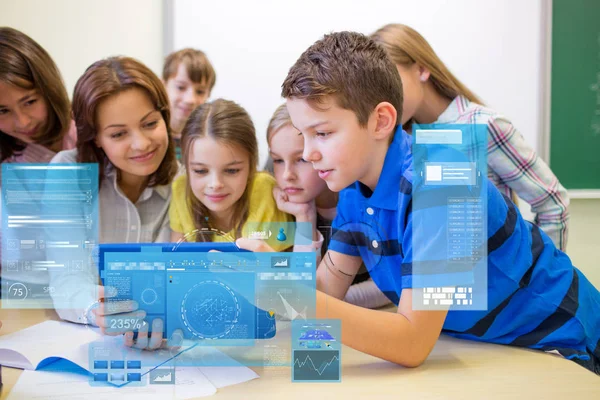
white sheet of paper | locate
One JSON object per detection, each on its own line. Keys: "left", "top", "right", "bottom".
{"left": 8, "top": 346, "right": 260, "bottom": 399}
{"left": 0, "top": 323, "right": 192, "bottom": 380}
{"left": 0, "top": 320, "right": 100, "bottom": 369}
{"left": 7, "top": 368, "right": 218, "bottom": 400}
{"left": 165, "top": 345, "right": 260, "bottom": 389}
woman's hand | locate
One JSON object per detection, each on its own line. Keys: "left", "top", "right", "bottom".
{"left": 92, "top": 286, "right": 162, "bottom": 350}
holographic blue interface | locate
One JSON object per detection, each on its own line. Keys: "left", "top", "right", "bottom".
{"left": 411, "top": 124, "right": 489, "bottom": 311}
{"left": 99, "top": 243, "right": 317, "bottom": 366}
{"left": 292, "top": 320, "right": 341, "bottom": 383}
{"left": 1, "top": 163, "right": 98, "bottom": 309}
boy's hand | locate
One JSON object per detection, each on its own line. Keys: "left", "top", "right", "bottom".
{"left": 273, "top": 187, "right": 316, "bottom": 222}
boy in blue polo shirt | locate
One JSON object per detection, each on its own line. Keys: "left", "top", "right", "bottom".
{"left": 281, "top": 31, "right": 600, "bottom": 373}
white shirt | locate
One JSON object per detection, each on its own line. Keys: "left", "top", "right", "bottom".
{"left": 48, "top": 148, "right": 175, "bottom": 323}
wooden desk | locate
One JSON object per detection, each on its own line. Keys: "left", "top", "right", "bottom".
{"left": 0, "top": 308, "right": 598, "bottom": 399}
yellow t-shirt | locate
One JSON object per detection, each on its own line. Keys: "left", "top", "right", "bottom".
{"left": 169, "top": 172, "right": 292, "bottom": 250}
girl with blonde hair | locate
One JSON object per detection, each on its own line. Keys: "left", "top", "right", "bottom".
{"left": 169, "top": 99, "right": 291, "bottom": 248}
{"left": 371, "top": 23, "right": 570, "bottom": 251}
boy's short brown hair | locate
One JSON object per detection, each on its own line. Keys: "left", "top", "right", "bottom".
{"left": 281, "top": 31, "right": 403, "bottom": 127}
{"left": 163, "top": 48, "right": 216, "bottom": 91}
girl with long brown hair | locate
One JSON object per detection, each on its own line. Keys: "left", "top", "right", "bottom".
{"left": 0, "top": 27, "right": 75, "bottom": 164}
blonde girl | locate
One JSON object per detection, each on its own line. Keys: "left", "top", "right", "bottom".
{"left": 371, "top": 23, "right": 569, "bottom": 251}
{"left": 169, "top": 99, "right": 291, "bottom": 249}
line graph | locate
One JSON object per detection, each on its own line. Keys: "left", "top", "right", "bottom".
{"left": 293, "top": 350, "right": 340, "bottom": 381}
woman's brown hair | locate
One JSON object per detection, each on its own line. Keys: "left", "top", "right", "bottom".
{"left": 181, "top": 99, "right": 258, "bottom": 242}
{"left": 0, "top": 27, "right": 71, "bottom": 161}
{"left": 72, "top": 56, "right": 178, "bottom": 187}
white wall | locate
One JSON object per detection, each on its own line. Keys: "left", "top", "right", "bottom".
{"left": 172, "top": 0, "right": 545, "bottom": 167}
{"left": 0, "top": 0, "right": 164, "bottom": 98}
{"left": 2, "top": 0, "right": 598, "bottom": 287}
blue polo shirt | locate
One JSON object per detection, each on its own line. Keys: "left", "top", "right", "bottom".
{"left": 329, "top": 126, "right": 600, "bottom": 372}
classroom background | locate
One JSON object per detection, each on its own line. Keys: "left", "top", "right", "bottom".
{"left": 1, "top": 0, "right": 598, "bottom": 287}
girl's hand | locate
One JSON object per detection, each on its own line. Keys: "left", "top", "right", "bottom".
{"left": 272, "top": 186, "right": 317, "bottom": 222}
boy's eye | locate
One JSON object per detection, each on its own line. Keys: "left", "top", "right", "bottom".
{"left": 272, "top": 159, "right": 283, "bottom": 164}
{"left": 316, "top": 131, "right": 331, "bottom": 137}
{"left": 196, "top": 90, "right": 206, "bottom": 96}
{"left": 225, "top": 168, "right": 240, "bottom": 175}
{"left": 177, "top": 86, "right": 186, "bottom": 92}
{"left": 0, "top": 108, "right": 8, "bottom": 116}
{"left": 193, "top": 169, "right": 208, "bottom": 175}
{"left": 298, "top": 158, "right": 309, "bottom": 163}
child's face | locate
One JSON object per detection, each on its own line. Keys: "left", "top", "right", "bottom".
{"left": 0, "top": 81, "right": 49, "bottom": 143}
{"left": 95, "top": 87, "right": 169, "bottom": 182}
{"left": 165, "top": 63, "right": 210, "bottom": 131}
{"left": 286, "top": 97, "right": 375, "bottom": 192}
{"left": 187, "top": 136, "right": 250, "bottom": 220}
{"left": 269, "top": 124, "right": 328, "bottom": 203}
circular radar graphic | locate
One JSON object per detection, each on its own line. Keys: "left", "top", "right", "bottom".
{"left": 181, "top": 280, "right": 241, "bottom": 339}
{"left": 141, "top": 288, "right": 158, "bottom": 305}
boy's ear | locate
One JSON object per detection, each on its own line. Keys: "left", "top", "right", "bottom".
{"left": 371, "top": 102, "right": 397, "bottom": 141}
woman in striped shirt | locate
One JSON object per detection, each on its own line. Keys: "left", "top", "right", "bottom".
{"left": 371, "top": 23, "right": 569, "bottom": 251}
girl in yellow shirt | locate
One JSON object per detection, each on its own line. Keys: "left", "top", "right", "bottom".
{"left": 169, "top": 99, "right": 291, "bottom": 249}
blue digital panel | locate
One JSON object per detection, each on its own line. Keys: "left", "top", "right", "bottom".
{"left": 127, "top": 373, "right": 142, "bottom": 382}
{"left": 98, "top": 243, "right": 317, "bottom": 367}
{"left": 110, "top": 360, "right": 125, "bottom": 369}
{"left": 292, "top": 320, "right": 341, "bottom": 382}
{"left": 127, "top": 360, "right": 141, "bottom": 369}
{"left": 93, "top": 360, "right": 108, "bottom": 369}
{"left": 88, "top": 340, "right": 155, "bottom": 387}
{"left": 1, "top": 164, "right": 98, "bottom": 309}
{"left": 299, "top": 330, "right": 336, "bottom": 341}
{"left": 167, "top": 272, "right": 256, "bottom": 341}
{"left": 412, "top": 124, "right": 489, "bottom": 311}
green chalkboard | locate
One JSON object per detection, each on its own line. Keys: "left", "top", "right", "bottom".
{"left": 550, "top": 0, "right": 600, "bottom": 189}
